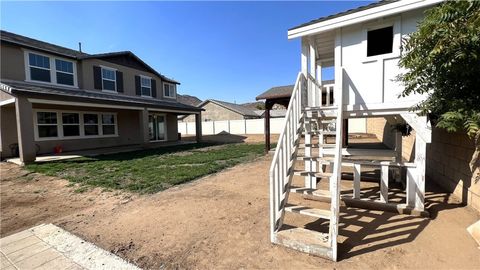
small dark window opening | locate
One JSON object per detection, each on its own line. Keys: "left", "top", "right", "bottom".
{"left": 367, "top": 26, "right": 393, "bottom": 57}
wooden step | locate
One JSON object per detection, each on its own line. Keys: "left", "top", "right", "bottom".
{"left": 302, "top": 130, "right": 336, "bottom": 136}
{"left": 290, "top": 187, "right": 331, "bottom": 202}
{"left": 304, "top": 106, "right": 338, "bottom": 111}
{"left": 274, "top": 227, "right": 332, "bottom": 259}
{"left": 298, "top": 143, "right": 336, "bottom": 148}
{"left": 293, "top": 170, "right": 333, "bottom": 178}
{"left": 295, "top": 156, "right": 334, "bottom": 163}
{"left": 284, "top": 204, "right": 332, "bottom": 220}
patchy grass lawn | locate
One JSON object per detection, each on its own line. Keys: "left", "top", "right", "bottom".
{"left": 26, "top": 143, "right": 266, "bottom": 193}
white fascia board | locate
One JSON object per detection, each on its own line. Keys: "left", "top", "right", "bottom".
{"left": 0, "top": 98, "right": 15, "bottom": 106}
{"left": 28, "top": 98, "right": 145, "bottom": 110}
{"left": 287, "top": 0, "right": 443, "bottom": 39}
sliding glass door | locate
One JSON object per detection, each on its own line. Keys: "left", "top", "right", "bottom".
{"left": 148, "top": 113, "right": 166, "bottom": 141}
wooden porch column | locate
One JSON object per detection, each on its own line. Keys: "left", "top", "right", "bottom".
{"left": 15, "top": 96, "right": 36, "bottom": 164}
{"left": 264, "top": 100, "right": 273, "bottom": 153}
{"left": 195, "top": 112, "right": 202, "bottom": 142}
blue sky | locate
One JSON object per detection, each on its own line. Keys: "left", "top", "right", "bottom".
{"left": 1, "top": 1, "right": 372, "bottom": 103}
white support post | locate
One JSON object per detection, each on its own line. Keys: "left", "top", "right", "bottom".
{"left": 406, "top": 167, "right": 416, "bottom": 207}
{"left": 302, "top": 38, "right": 316, "bottom": 189}
{"left": 330, "top": 28, "right": 343, "bottom": 262}
{"left": 380, "top": 165, "right": 389, "bottom": 203}
{"left": 415, "top": 133, "right": 426, "bottom": 210}
{"left": 353, "top": 163, "right": 361, "bottom": 199}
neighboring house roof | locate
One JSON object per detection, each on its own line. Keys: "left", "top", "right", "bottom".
{"left": 256, "top": 80, "right": 335, "bottom": 100}
{"left": 204, "top": 99, "right": 259, "bottom": 118}
{"left": 289, "top": 0, "right": 398, "bottom": 31}
{"left": 0, "top": 30, "right": 178, "bottom": 84}
{"left": 255, "top": 109, "right": 287, "bottom": 118}
{"left": 0, "top": 80, "right": 201, "bottom": 113}
{"left": 178, "top": 99, "right": 259, "bottom": 120}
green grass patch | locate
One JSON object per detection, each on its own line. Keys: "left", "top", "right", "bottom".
{"left": 26, "top": 142, "right": 266, "bottom": 194}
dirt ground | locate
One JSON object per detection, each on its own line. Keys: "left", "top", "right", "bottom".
{"left": 1, "top": 140, "right": 480, "bottom": 269}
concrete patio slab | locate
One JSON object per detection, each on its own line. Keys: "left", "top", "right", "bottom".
{"left": 6, "top": 140, "right": 196, "bottom": 165}
{"left": 0, "top": 224, "right": 140, "bottom": 270}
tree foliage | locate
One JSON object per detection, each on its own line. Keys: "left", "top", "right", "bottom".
{"left": 398, "top": 0, "right": 480, "bottom": 138}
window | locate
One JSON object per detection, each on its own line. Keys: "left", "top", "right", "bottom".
{"left": 163, "top": 83, "right": 176, "bottom": 98}
{"left": 29, "top": 53, "right": 51, "bottom": 82}
{"left": 84, "top": 114, "right": 99, "bottom": 136}
{"left": 34, "top": 110, "right": 118, "bottom": 141}
{"left": 101, "top": 68, "right": 116, "bottom": 91}
{"left": 62, "top": 113, "right": 80, "bottom": 137}
{"left": 55, "top": 59, "right": 74, "bottom": 86}
{"left": 102, "top": 114, "right": 116, "bottom": 135}
{"left": 140, "top": 76, "right": 152, "bottom": 97}
{"left": 36, "top": 112, "right": 58, "bottom": 138}
{"left": 367, "top": 26, "right": 394, "bottom": 57}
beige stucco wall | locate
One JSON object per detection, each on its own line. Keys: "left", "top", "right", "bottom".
{"left": 0, "top": 43, "right": 176, "bottom": 103}
{"left": 30, "top": 104, "right": 143, "bottom": 155}
{"left": 183, "top": 101, "right": 243, "bottom": 122}
{"left": 0, "top": 104, "right": 18, "bottom": 157}
{"left": 1, "top": 43, "right": 26, "bottom": 81}
{"left": 80, "top": 58, "right": 175, "bottom": 101}
{"left": 426, "top": 128, "right": 480, "bottom": 213}
{"left": 166, "top": 113, "right": 179, "bottom": 141}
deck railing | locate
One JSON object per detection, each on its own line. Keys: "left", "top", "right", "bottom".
{"left": 306, "top": 73, "right": 335, "bottom": 107}
{"left": 269, "top": 72, "right": 306, "bottom": 240}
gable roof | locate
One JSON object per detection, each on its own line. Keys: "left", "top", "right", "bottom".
{"left": 81, "top": 51, "right": 180, "bottom": 84}
{"left": 256, "top": 80, "right": 335, "bottom": 101}
{"left": 0, "top": 29, "right": 88, "bottom": 58}
{"left": 201, "top": 99, "right": 259, "bottom": 118}
{"left": 0, "top": 30, "right": 178, "bottom": 84}
{"left": 289, "top": 0, "right": 398, "bottom": 32}
{"left": 287, "top": 0, "right": 442, "bottom": 39}
{"left": 256, "top": 85, "right": 294, "bottom": 100}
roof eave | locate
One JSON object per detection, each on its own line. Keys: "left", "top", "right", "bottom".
{"left": 287, "top": 0, "right": 442, "bottom": 40}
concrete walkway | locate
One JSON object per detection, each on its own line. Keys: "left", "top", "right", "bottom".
{"left": 0, "top": 224, "right": 139, "bottom": 270}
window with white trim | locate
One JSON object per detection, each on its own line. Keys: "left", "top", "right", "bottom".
{"left": 84, "top": 114, "right": 99, "bottom": 136}
{"left": 29, "top": 53, "right": 51, "bottom": 82}
{"left": 163, "top": 83, "right": 176, "bottom": 98}
{"left": 102, "top": 114, "right": 116, "bottom": 135}
{"left": 34, "top": 110, "right": 118, "bottom": 141}
{"left": 36, "top": 112, "right": 58, "bottom": 138}
{"left": 140, "top": 76, "right": 152, "bottom": 97}
{"left": 26, "top": 52, "right": 77, "bottom": 86}
{"left": 101, "top": 67, "right": 116, "bottom": 91}
{"left": 62, "top": 113, "right": 80, "bottom": 137}
{"left": 55, "top": 59, "right": 74, "bottom": 86}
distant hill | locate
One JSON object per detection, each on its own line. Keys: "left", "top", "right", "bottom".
{"left": 241, "top": 101, "right": 265, "bottom": 110}
{"left": 177, "top": 94, "right": 202, "bottom": 107}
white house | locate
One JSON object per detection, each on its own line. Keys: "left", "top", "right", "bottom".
{"left": 269, "top": 0, "right": 442, "bottom": 261}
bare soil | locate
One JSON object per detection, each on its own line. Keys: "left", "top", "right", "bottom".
{"left": 1, "top": 141, "right": 480, "bottom": 269}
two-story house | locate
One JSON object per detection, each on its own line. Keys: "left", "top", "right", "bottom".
{"left": 0, "top": 30, "right": 202, "bottom": 164}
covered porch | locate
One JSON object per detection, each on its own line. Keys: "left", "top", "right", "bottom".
{"left": 0, "top": 82, "right": 203, "bottom": 165}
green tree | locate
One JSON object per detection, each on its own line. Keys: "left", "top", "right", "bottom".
{"left": 398, "top": 0, "right": 480, "bottom": 180}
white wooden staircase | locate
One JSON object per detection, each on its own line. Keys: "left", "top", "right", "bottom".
{"left": 269, "top": 72, "right": 344, "bottom": 261}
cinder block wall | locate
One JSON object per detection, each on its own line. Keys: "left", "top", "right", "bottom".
{"left": 366, "top": 117, "right": 416, "bottom": 162}
{"left": 426, "top": 128, "right": 480, "bottom": 212}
